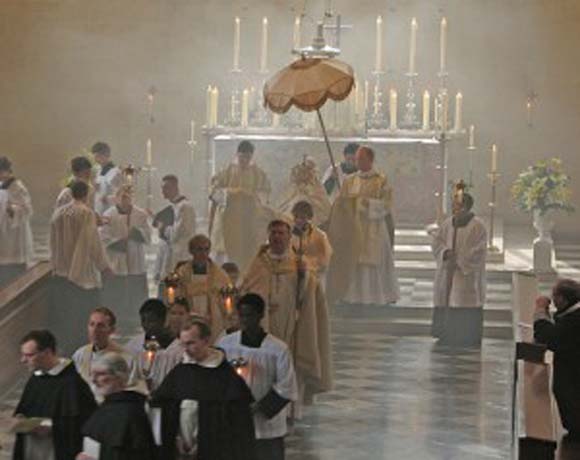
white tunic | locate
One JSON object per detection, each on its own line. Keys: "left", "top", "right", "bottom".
{"left": 154, "top": 197, "right": 196, "bottom": 280}
{"left": 0, "top": 179, "right": 34, "bottom": 265}
{"left": 50, "top": 201, "right": 110, "bottom": 289}
{"left": 431, "top": 215, "right": 487, "bottom": 308}
{"left": 218, "top": 331, "right": 298, "bottom": 439}
{"left": 99, "top": 205, "right": 151, "bottom": 275}
{"left": 94, "top": 165, "right": 122, "bottom": 215}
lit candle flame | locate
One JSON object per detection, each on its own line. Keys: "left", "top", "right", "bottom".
{"left": 167, "top": 287, "right": 175, "bottom": 304}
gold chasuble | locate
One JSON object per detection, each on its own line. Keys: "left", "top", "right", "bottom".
{"left": 175, "top": 260, "right": 232, "bottom": 343}
{"left": 241, "top": 246, "right": 333, "bottom": 397}
{"left": 211, "top": 163, "right": 272, "bottom": 271}
{"left": 327, "top": 169, "right": 399, "bottom": 306}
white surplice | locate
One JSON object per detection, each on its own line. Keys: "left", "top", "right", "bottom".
{"left": 431, "top": 215, "right": 487, "bottom": 308}
{"left": 154, "top": 197, "right": 196, "bottom": 280}
{"left": 94, "top": 164, "right": 122, "bottom": 216}
{"left": 0, "top": 179, "right": 34, "bottom": 265}
{"left": 99, "top": 205, "right": 151, "bottom": 275}
{"left": 50, "top": 201, "right": 109, "bottom": 289}
{"left": 218, "top": 331, "right": 298, "bottom": 439}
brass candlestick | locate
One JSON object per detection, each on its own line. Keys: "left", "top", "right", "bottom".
{"left": 488, "top": 171, "right": 501, "bottom": 252}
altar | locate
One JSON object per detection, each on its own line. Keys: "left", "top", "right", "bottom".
{"left": 201, "top": 129, "right": 445, "bottom": 226}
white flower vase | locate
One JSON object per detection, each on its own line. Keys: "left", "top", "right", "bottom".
{"left": 532, "top": 209, "right": 555, "bottom": 272}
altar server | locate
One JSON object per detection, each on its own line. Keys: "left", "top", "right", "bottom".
{"left": 91, "top": 142, "right": 122, "bottom": 216}
{"left": 0, "top": 156, "right": 34, "bottom": 288}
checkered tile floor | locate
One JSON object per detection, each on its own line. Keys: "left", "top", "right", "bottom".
{"left": 286, "top": 333, "right": 514, "bottom": 460}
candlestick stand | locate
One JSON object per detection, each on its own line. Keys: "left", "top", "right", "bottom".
{"left": 253, "top": 73, "right": 272, "bottom": 127}
{"left": 402, "top": 72, "right": 419, "bottom": 129}
{"left": 142, "top": 165, "right": 156, "bottom": 213}
{"left": 487, "top": 171, "right": 501, "bottom": 252}
{"left": 369, "top": 70, "right": 387, "bottom": 129}
{"left": 467, "top": 145, "right": 476, "bottom": 188}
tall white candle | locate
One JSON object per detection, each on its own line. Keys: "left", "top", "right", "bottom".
{"left": 260, "top": 17, "right": 269, "bottom": 73}
{"left": 211, "top": 87, "right": 219, "bottom": 127}
{"left": 454, "top": 92, "right": 463, "bottom": 131}
{"left": 409, "top": 18, "right": 418, "bottom": 74}
{"left": 375, "top": 15, "right": 383, "bottom": 72}
{"left": 469, "top": 125, "right": 475, "bottom": 148}
{"left": 353, "top": 81, "right": 361, "bottom": 117}
{"left": 233, "top": 17, "right": 241, "bottom": 70}
{"left": 146, "top": 138, "right": 152, "bottom": 166}
{"left": 422, "top": 90, "right": 430, "bottom": 130}
{"left": 364, "top": 80, "right": 369, "bottom": 113}
{"left": 241, "top": 89, "right": 249, "bottom": 128}
{"left": 206, "top": 85, "right": 213, "bottom": 127}
{"left": 389, "top": 89, "right": 397, "bottom": 130}
{"left": 293, "top": 16, "right": 301, "bottom": 50}
{"left": 272, "top": 113, "right": 280, "bottom": 128}
{"left": 491, "top": 144, "right": 498, "bottom": 172}
{"left": 440, "top": 17, "right": 447, "bottom": 73}
{"left": 190, "top": 120, "right": 195, "bottom": 142}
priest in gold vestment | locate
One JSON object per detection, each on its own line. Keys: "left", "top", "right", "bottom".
{"left": 174, "top": 234, "right": 233, "bottom": 343}
{"left": 209, "top": 140, "right": 272, "bottom": 271}
{"left": 327, "top": 146, "right": 399, "bottom": 306}
{"left": 241, "top": 219, "right": 333, "bottom": 404}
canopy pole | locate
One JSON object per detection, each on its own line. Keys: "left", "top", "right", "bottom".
{"left": 316, "top": 108, "right": 341, "bottom": 188}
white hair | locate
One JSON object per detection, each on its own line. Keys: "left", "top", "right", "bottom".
{"left": 93, "top": 352, "right": 130, "bottom": 385}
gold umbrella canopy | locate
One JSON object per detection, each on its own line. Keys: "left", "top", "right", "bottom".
{"left": 264, "top": 58, "right": 354, "bottom": 114}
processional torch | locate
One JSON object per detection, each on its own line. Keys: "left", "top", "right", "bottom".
{"left": 219, "top": 284, "right": 241, "bottom": 332}
{"left": 164, "top": 271, "right": 180, "bottom": 306}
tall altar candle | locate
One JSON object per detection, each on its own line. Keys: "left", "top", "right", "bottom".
{"left": 293, "top": 16, "right": 301, "bottom": 50}
{"left": 409, "top": 18, "right": 418, "bottom": 74}
{"left": 375, "top": 15, "right": 383, "bottom": 72}
{"left": 211, "top": 87, "right": 219, "bottom": 127}
{"left": 422, "top": 90, "right": 430, "bottom": 130}
{"left": 260, "top": 17, "right": 269, "bottom": 73}
{"left": 146, "top": 138, "right": 152, "bottom": 166}
{"left": 206, "top": 85, "right": 213, "bottom": 127}
{"left": 491, "top": 144, "right": 498, "bottom": 172}
{"left": 454, "top": 92, "right": 463, "bottom": 131}
{"left": 190, "top": 120, "right": 195, "bottom": 143}
{"left": 364, "top": 80, "right": 369, "bottom": 113}
{"left": 373, "top": 83, "right": 380, "bottom": 115}
{"left": 469, "top": 125, "right": 475, "bottom": 148}
{"left": 241, "top": 89, "right": 249, "bottom": 128}
{"left": 440, "top": 17, "right": 448, "bottom": 73}
{"left": 389, "top": 89, "right": 397, "bottom": 130}
{"left": 233, "top": 17, "right": 241, "bottom": 70}
{"left": 272, "top": 113, "right": 280, "bottom": 128}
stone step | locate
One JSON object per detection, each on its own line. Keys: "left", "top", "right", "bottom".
{"left": 394, "top": 244, "right": 504, "bottom": 263}
{"left": 334, "top": 304, "right": 513, "bottom": 322}
{"left": 332, "top": 317, "right": 513, "bottom": 340}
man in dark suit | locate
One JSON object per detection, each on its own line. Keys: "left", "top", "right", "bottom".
{"left": 534, "top": 278, "right": 580, "bottom": 446}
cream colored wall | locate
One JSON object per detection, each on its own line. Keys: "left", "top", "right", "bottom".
{"left": 1, "top": 0, "right": 579, "bottom": 238}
